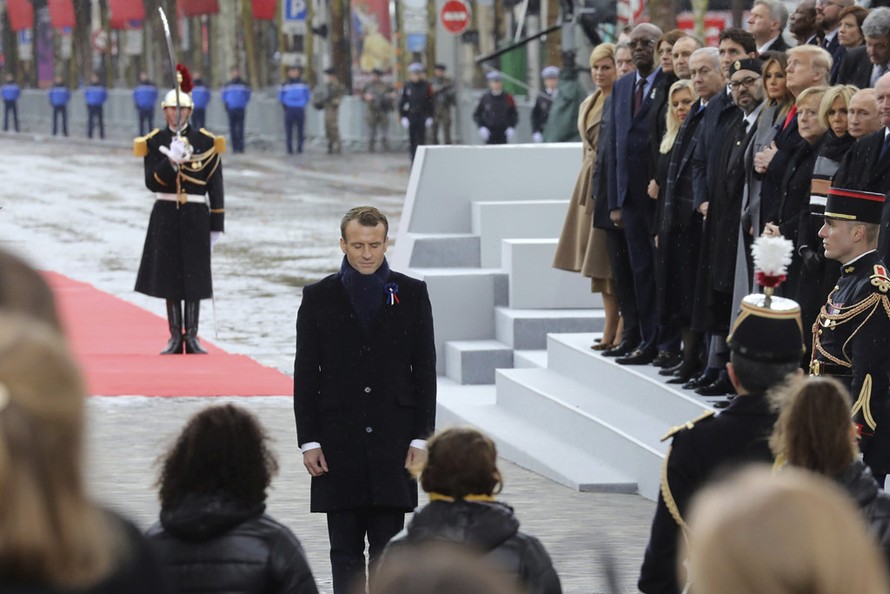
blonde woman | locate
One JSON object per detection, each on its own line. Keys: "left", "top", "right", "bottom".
{"left": 686, "top": 465, "right": 890, "bottom": 594}
{"left": 0, "top": 314, "right": 168, "bottom": 593}
{"left": 553, "top": 42, "right": 620, "bottom": 350}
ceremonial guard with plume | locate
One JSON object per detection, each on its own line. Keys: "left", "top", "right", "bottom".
{"left": 810, "top": 187, "right": 890, "bottom": 484}
{"left": 134, "top": 63, "right": 226, "bottom": 355}
{"left": 639, "top": 236, "right": 805, "bottom": 594}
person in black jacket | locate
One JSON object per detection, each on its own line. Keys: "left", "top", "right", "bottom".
{"left": 399, "top": 62, "right": 433, "bottom": 161}
{"left": 146, "top": 404, "right": 319, "bottom": 594}
{"left": 473, "top": 71, "right": 519, "bottom": 145}
{"left": 294, "top": 206, "right": 437, "bottom": 594}
{"left": 531, "top": 66, "right": 559, "bottom": 142}
{"left": 379, "top": 427, "right": 561, "bottom": 594}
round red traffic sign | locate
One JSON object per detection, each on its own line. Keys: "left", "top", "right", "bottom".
{"left": 440, "top": 0, "right": 471, "bottom": 35}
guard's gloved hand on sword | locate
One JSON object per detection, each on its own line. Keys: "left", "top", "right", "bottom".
{"left": 159, "top": 138, "right": 192, "bottom": 165}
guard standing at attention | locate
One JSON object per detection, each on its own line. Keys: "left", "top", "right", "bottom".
{"left": 314, "top": 67, "right": 343, "bottom": 155}
{"left": 473, "top": 71, "right": 518, "bottom": 145}
{"left": 190, "top": 72, "right": 210, "bottom": 130}
{"left": 279, "top": 65, "right": 311, "bottom": 154}
{"left": 810, "top": 187, "right": 890, "bottom": 485}
{"left": 2, "top": 74, "right": 21, "bottom": 132}
{"left": 399, "top": 62, "right": 434, "bottom": 161}
{"left": 430, "top": 64, "right": 456, "bottom": 144}
{"left": 362, "top": 68, "right": 395, "bottom": 152}
{"left": 134, "top": 65, "right": 225, "bottom": 356}
{"left": 84, "top": 73, "right": 108, "bottom": 139}
{"left": 49, "top": 76, "right": 71, "bottom": 137}
{"left": 134, "top": 72, "right": 158, "bottom": 136}
{"left": 221, "top": 67, "right": 251, "bottom": 153}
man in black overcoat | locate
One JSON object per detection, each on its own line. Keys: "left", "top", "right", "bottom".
{"left": 134, "top": 80, "right": 225, "bottom": 355}
{"left": 294, "top": 206, "right": 437, "bottom": 594}
{"left": 639, "top": 291, "right": 805, "bottom": 594}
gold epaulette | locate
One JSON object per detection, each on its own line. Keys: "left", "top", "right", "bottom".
{"left": 661, "top": 410, "right": 716, "bottom": 442}
{"left": 661, "top": 446, "right": 690, "bottom": 535}
{"left": 133, "top": 128, "right": 160, "bottom": 157}
{"left": 200, "top": 128, "right": 226, "bottom": 154}
{"left": 871, "top": 265, "right": 890, "bottom": 293}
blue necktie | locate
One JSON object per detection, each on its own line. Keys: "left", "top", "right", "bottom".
{"left": 880, "top": 134, "right": 890, "bottom": 162}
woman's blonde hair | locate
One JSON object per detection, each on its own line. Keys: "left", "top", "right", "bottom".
{"left": 769, "top": 376, "right": 858, "bottom": 476}
{"left": 685, "top": 465, "right": 890, "bottom": 594}
{"left": 589, "top": 42, "right": 615, "bottom": 68}
{"left": 819, "top": 84, "right": 858, "bottom": 131}
{"left": 660, "top": 79, "right": 696, "bottom": 154}
{"left": 0, "top": 314, "right": 120, "bottom": 587}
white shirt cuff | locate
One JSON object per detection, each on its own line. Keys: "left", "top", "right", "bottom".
{"left": 300, "top": 442, "right": 321, "bottom": 453}
{"left": 409, "top": 439, "right": 427, "bottom": 450}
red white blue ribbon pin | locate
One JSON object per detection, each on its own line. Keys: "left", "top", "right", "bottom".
{"left": 385, "top": 282, "right": 400, "bottom": 305}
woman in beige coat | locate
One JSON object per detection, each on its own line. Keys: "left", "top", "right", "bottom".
{"left": 553, "top": 43, "right": 619, "bottom": 349}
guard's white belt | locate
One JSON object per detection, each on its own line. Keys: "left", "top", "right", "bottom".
{"left": 156, "top": 193, "right": 206, "bottom": 204}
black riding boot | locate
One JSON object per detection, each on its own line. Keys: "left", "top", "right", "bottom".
{"left": 161, "top": 300, "right": 184, "bottom": 355}
{"left": 184, "top": 301, "right": 208, "bottom": 354}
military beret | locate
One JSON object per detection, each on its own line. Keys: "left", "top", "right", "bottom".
{"left": 408, "top": 62, "right": 425, "bottom": 73}
{"left": 435, "top": 63, "right": 447, "bottom": 70}
{"left": 486, "top": 70, "right": 503, "bottom": 81}
{"left": 729, "top": 58, "right": 763, "bottom": 77}
{"left": 824, "top": 187, "right": 886, "bottom": 225}
{"left": 727, "top": 294, "right": 804, "bottom": 363}
{"left": 541, "top": 65, "right": 560, "bottom": 79}
{"left": 323, "top": 67, "right": 336, "bottom": 75}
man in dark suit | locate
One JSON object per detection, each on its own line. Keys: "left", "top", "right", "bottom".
{"left": 838, "top": 7, "right": 890, "bottom": 88}
{"left": 790, "top": 0, "right": 820, "bottom": 45}
{"left": 639, "top": 290, "right": 805, "bottom": 594}
{"left": 294, "top": 207, "right": 437, "bottom": 594}
{"left": 749, "top": 0, "right": 789, "bottom": 55}
{"left": 817, "top": 0, "right": 853, "bottom": 82}
{"left": 607, "top": 23, "right": 668, "bottom": 365}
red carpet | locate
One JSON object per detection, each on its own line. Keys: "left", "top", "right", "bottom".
{"left": 46, "top": 273, "right": 293, "bottom": 397}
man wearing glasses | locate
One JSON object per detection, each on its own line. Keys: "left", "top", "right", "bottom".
{"left": 837, "top": 7, "right": 890, "bottom": 89}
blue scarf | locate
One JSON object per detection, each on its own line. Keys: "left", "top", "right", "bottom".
{"left": 338, "top": 256, "right": 390, "bottom": 329}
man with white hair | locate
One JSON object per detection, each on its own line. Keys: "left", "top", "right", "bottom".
{"left": 749, "top": 0, "right": 789, "bottom": 55}
{"left": 837, "top": 6, "right": 890, "bottom": 88}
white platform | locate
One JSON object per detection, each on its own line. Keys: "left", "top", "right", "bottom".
{"left": 472, "top": 200, "right": 569, "bottom": 268}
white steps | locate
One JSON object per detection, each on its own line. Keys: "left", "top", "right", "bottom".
{"left": 445, "top": 340, "right": 513, "bottom": 385}
{"left": 472, "top": 200, "right": 569, "bottom": 267}
{"left": 502, "top": 239, "right": 599, "bottom": 309}
{"left": 496, "top": 307, "right": 604, "bottom": 349}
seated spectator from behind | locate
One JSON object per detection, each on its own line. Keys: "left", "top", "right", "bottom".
{"left": 379, "top": 427, "right": 562, "bottom": 594}
{"left": 848, "top": 88, "right": 882, "bottom": 138}
{"left": 0, "top": 247, "right": 62, "bottom": 330}
{"left": 770, "top": 377, "right": 890, "bottom": 566}
{"left": 0, "top": 313, "right": 169, "bottom": 593}
{"left": 685, "top": 465, "right": 890, "bottom": 594}
{"left": 147, "top": 404, "right": 319, "bottom": 594}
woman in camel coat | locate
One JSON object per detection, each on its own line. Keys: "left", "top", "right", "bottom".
{"left": 553, "top": 42, "right": 619, "bottom": 349}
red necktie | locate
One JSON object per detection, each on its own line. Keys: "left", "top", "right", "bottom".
{"left": 782, "top": 104, "right": 797, "bottom": 130}
{"left": 633, "top": 78, "right": 646, "bottom": 116}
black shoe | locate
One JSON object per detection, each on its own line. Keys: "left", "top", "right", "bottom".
{"left": 160, "top": 300, "right": 184, "bottom": 355}
{"left": 184, "top": 301, "right": 208, "bottom": 355}
{"left": 652, "top": 351, "right": 682, "bottom": 368}
{"left": 682, "top": 371, "right": 717, "bottom": 390}
{"left": 666, "top": 361, "right": 703, "bottom": 384}
{"left": 602, "top": 340, "right": 638, "bottom": 358}
{"left": 616, "top": 348, "right": 657, "bottom": 365}
{"left": 659, "top": 360, "right": 685, "bottom": 376}
{"left": 695, "top": 376, "right": 736, "bottom": 397}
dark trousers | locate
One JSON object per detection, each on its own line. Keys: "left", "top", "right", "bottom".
{"left": 487, "top": 129, "right": 507, "bottom": 145}
{"left": 52, "top": 106, "right": 68, "bottom": 136}
{"left": 327, "top": 507, "right": 406, "bottom": 594}
{"left": 605, "top": 227, "right": 640, "bottom": 344}
{"left": 284, "top": 106, "right": 305, "bottom": 154}
{"left": 3, "top": 101, "right": 18, "bottom": 132}
{"left": 138, "top": 108, "right": 153, "bottom": 136}
{"left": 622, "top": 202, "right": 658, "bottom": 352}
{"left": 227, "top": 108, "right": 246, "bottom": 153}
{"left": 87, "top": 105, "right": 104, "bottom": 139}
{"left": 192, "top": 108, "right": 206, "bottom": 130}
{"left": 408, "top": 117, "right": 426, "bottom": 161}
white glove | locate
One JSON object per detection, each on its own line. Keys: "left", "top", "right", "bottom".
{"left": 401, "top": 117, "right": 409, "bottom": 129}
{"left": 210, "top": 231, "right": 222, "bottom": 253}
{"left": 479, "top": 127, "right": 490, "bottom": 142}
{"left": 506, "top": 127, "right": 515, "bottom": 141}
{"left": 532, "top": 131, "right": 543, "bottom": 143}
{"left": 425, "top": 117, "right": 433, "bottom": 128}
{"left": 159, "top": 138, "right": 190, "bottom": 165}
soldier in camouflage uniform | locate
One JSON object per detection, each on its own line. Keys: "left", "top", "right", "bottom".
{"left": 314, "top": 67, "right": 343, "bottom": 154}
{"left": 362, "top": 68, "right": 395, "bottom": 152}
{"left": 430, "top": 64, "right": 456, "bottom": 145}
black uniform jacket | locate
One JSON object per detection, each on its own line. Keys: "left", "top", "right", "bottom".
{"left": 383, "top": 500, "right": 562, "bottom": 594}
{"left": 835, "top": 46, "right": 874, "bottom": 89}
{"left": 837, "top": 459, "right": 890, "bottom": 569}
{"left": 134, "top": 125, "right": 224, "bottom": 301}
{"left": 531, "top": 89, "right": 555, "bottom": 134}
{"left": 639, "top": 394, "right": 776, "bottom": 594}
{"left": 812, "top": 250, "right": 890, "bottom": 473}
{"left": 399, "top": 80, "right": 433, "bottom": 121}
{"left": 473, "top": 91, "right": 519, "bottom": 134}
{"left": 294, "top": 270, "right": 437, "bottom": 512}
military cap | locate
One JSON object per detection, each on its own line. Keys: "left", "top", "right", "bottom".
{"left": 824, "top": 187, "right": 886, "bottom": 225}
{"left": 434, "top": 63, "right": 447, "bottom": 70}
{"left": 161, "top": 88, "right": 194, "bottom": 109}
{"left": 323, "top": 67, "right": 337, "bottom": 75}
{"left": 486, "top": 70, "right": 503, "bottom": 81}
{"left": 408, "top": 62, "right": 425, "bottom": 73}
{"left": 371, "top": 68, "right": 384, "bottom": 75}
{"left": 541, "top": 65, "right": 560, "bottom": 79}
{"left": 729, "top": 58, "right": 763, "bottom": 77}
{"left": 727, "top": 294, "right": 804, "bottom": 363}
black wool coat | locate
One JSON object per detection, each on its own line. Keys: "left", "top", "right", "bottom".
{"left": 294, "top": 270, "right": 437, "bottom": 513}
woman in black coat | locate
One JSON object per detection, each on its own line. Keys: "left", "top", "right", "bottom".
{"left": 379, "top": 428, "right": 562, "bottom": 594}
{"left": 146, "top": 405, "right": 319, "bottom": 594}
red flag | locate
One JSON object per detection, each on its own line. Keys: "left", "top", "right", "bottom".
{"left": 7, "top": 0, "right": 34, "bottom": 32}
{"left": 49, "top": 0, "right": 77, "bottom": 29}
{"left": 108, "top": 0, "right": 146, "bottom": 30}
{"left": 180, "top": 0, "right": 220, "bottom": 17}
{"left": 252, "top": 0, "right": 276, "bottom": 20}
